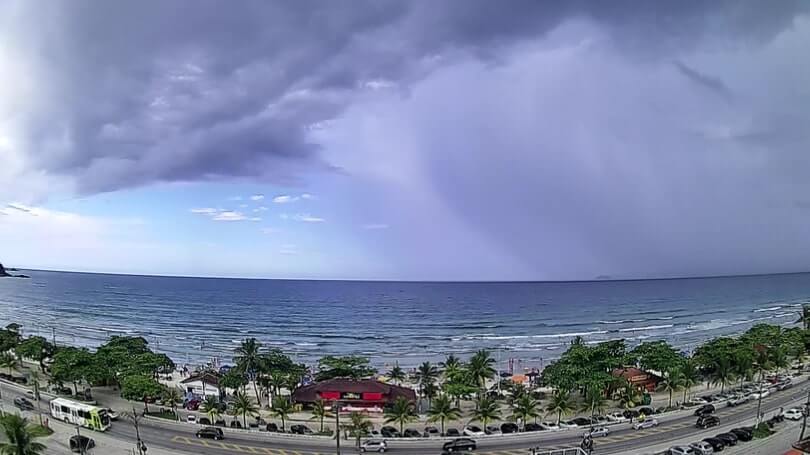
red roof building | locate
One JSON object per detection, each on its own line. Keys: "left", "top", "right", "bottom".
{"left": 612, "top": 367, "right": 662, "bottom": 392}
{"left": 292, "top": 378, "right": 416, "bottom": 411}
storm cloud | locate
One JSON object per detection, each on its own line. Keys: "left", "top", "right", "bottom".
{"left": 2, "top": 1, "right": 810, "bottom": 279}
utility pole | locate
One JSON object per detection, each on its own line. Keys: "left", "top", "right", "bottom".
{"left": 51, "top": 327, "right": 56, "bottom": 347}
{"left": 333, "top": 401, "right": 341, "bottom": 455}
{"left": 800, "top": 390, "right": 810, "bottom": 441}
{"left": 76, "top": 426, "right": 86, "bottom": 455}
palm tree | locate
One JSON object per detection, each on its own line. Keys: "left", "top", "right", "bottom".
{"left": 796, "top": 304, "right": 810, "bottom": 330}
{"left": 468, "top": 350, "right": 496, "bottom": 397}
{"left": 618, "top": 383, "right": 642, "bottom": 421}
{"left": 545, "top": 391, "right": 573, "bottom": 425}
{"left": 657, "top": 369, "right": 684, "bottom": 408}
{"left": 580, "top": 386, "right": 606, "bottom": 424}
{"left": 510, "top": 394, "right": 540, "bottom": 431}
{"left": 271, "top": 397, "right": 294, "bottom": 432}
{"left": 732, "top": 351, "right": 754, "bottom": 389}
{"left": 416, "top": 361, "right": 440, "bottom": 406}
{"left": 709, "top": 357, "right": 735, "bottom": 393}
{"left": 471, "top": 396, "right": 501, "bottom": 429}
{"left": 343, "top": 412, "right": 373, "bottom": 449}
{"left": 202, "top": 395, "right": 221, "bottom": 423}
{"left": 388, "top": 363, "right": 406, "bottom": 386}
{"left": 232, "top": 390, "right": 259, "bottom": 428}
{"left": 0, "top": 353, "right": 17, "bottom": 376}
{"left": 772, "top": 347, "right": 790, "bottom": 375}
{"left": 427, "top": 395, "right": 461, "bottom": 435}
{"left": 384, "top": 397, "right": 417, "bottom": 435}
{"left": 681, "top": 360, "right": 700, "bottom": 402}
{"left": 163, "top": 388, "right": 182, "bottom": 418}
{"left": 234, "top": 338, "right": 264, "bottom": 407}
{"left": 310, "top": 400, "right": 331, "bottom": 433}
{"left": 441, "top": 355, "right": 464, "bottom": 382}
{"left": 0, "top": 413, "right": 48, "bottom": 455}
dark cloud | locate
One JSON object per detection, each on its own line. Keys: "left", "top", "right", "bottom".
{"left": 673, "top": 60, "right": 732, "bottom": 99}
{"left": 7, "top": 0, "right": 808, "bottom": 194}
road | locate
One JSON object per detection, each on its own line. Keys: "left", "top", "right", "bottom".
{"left": 1, "top": 379, "right": 807, "bottom": 455}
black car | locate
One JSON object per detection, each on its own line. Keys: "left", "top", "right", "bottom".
{"left": 714, "top": 432, "right": 738, "bottom": 446}
{"left": 442, "top": 438, "right": 477, "bottom": 452}
{"left": 696, "top": 415, "right": 720, "bottom": 429}
{"left": 445, "top": 428, "right": 461, "bottom": 437}
{"left": 500, "top": 422, "right": 519, "bottom": 434}
{"left": 524, "top": 423, "right": 542, "bottom": 432}
{"left": 380, "top": 426, "right": 400, "bottom": 438}
{"left": 571, "top": 417, "right": 592, "bottom": 426}
{"left": 266, "top": 423, "right": 279, "bottom": 432}
{"left": 290, "top": 424, "right": 313, "bottom": 435}
{"left": 730, "top": 427, "right": 753, "bottom": 441}
{"left": 196, "top": 427, "right": 224, "bottom": 440}
{"left": 403, "top": 428, "right": 422, "bottom": 438}
{"left": 701, "top": 437, "right": 726, "bottom": 452}
{"left": 69, "top": 435, "right": 95, "bottom": 453}
{"left": 694, "top": 404, "right": 715, "bottom": 417}
{"left": 637, "top": 407, "right": 655, "bottom": 416}
{"left": 13, "top": 397, "right": 34, "bottom": 411}
{"left": 424, "top": 426, "right": 440, "bottom": 437}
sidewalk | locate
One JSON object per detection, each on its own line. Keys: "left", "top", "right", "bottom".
{"left": 41, "top": 417, "right": 196, "bottom": 455}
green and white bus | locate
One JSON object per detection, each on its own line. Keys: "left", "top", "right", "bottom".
{"left": 49, "top": 398, "right": 112, "bottom": 431}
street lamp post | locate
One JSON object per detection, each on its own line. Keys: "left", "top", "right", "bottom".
{"left": 76, "top": 426, "right": 86, "bottom": 455}
{"left": 333, "top": 401, "right": 341, "bottom": 455}
{"left": 128, "top": 407, "right": 148, "bottom": 455}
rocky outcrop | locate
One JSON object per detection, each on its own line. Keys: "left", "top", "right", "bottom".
{"left": 0, "top": 263, "right": 28, "bottom": 278}
{"left": 0, "top": 263, "right": 8, "bottom": 277}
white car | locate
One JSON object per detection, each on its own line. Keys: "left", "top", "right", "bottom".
{"left": 726, "top": 395, "right": 748, "bottom": 406}
{"left": 186, "top": 415, "right": 197, "bottom": 423}
{"left": 633, "top": 419, "right": 658, "bottom": 430}
{"left": 558, "top": 420, "right": 579, "bottom": 429}
{"left": 751, "top": 389, "right": 770, "bottom": 399}
{"left": 360, "top": 440, "right": 387, "bottom": 453}
{"left": 689, "top": 441, "right": 714, "bottom": 455}
{"left": 462, "top": 425, "right": 486, "bottom": 437}
{"left": 605, "top": 412, "right": 628, "bottom": 423}
{"left": 583, "top": 427, "right": 610, "bottom": 438}
{"left": 784, "top": 408, "right": 804, "bottom": 421}
{"left": 539, "top": 422, "right": 560, "bottom": 431}
{"left": 668, "top": 445, "right": 696, "bottom": 455}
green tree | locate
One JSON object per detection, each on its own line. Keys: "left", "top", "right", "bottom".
{"left": 162, "top": 388, "right": 182, "bottom": 418}
{"left": 50, "top": 347, "right": 95, "bottom": 395}
{"left": 545, "top": 391, "right": 573, "bottom": 425}
{"left": 618, "top": 383, "right": 642, "bottom": 421}
{"left": 680, "top": 360, "right": 700, "bottom": 402}
{"left": 0, "top": 326, "right": 21, "bottom": 353}
{"left": 580, "top": 386, "right": 606, "bottom": 424}
{"left": 343, "top": 412, "right": 372, "bottom": 449}
{"left": 120, "top": 375, "right": 164, "bottom": 412}
{"left": 471, "top": 395, "right": 502, "bottom": 428}
{"left": 798, "top": 304, "right": 810, "bottom": 330}
{"left": 657, "top": 369, "right": 684, "bottom": 408}
{"left": 468, "top": 350, "right": 496, "bottom": 398}
{"left": 510, "top": 394, "right": 540, "bottom": 430}
{"left": 202, "top": 395, "right": 221, "bottom": 423}
{"left": 315, "top": 356, "right": 375, "bottom": 381}
{"left": 388, "top": 363, "right": 406, "bottom": 385}
{"left": 709, "top": 356, "right": 735, "bottom": 393}
{"left": 310, "top": 400, "right": 331, "bottom": 433}
{"left": 441, "top": 355, "right": 464, "bottom": 383}
{"left": 0, "top": 414, "right": 48, "bottom": 455}
{"left": 443, "top": 374, "right": 477, "bottom": 408}
{"left": 13, "top": 337, "right": 54, "bottom": 372}
{"left": 732, "top": 350, "right": 754, "bottom": 389}
{"left": 629, "top": 341, "right": 684, "bottom": 374}
{"left": 271, "top": 397, "right": 294, "bottom": 432}
{"left": 427, "top": 395, "right": 461, "bottom": 435}
{"left": 384, "top": 397, "right": 417, "bottom": 435}
{"left": 232, "top": 390, "right": 259, "bottom": 428}
{"left": 0, "top": 352, "right": 17, "bottom": 376}
{"left": 234, "top": 338, "right": 264, "bottom": 407}
{"left": 220, "top": 369, "right": 248, "bottom": 394}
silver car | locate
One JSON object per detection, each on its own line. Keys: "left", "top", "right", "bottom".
{"left": 633, "top": 418, "right": 659, "bottom": 430}
{"left": 583, "top": 427, "right": 610, "bottom": 438}
{"left": 360, "top": 439, "right": 387, "bottom": 453}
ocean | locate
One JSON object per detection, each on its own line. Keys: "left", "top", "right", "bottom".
{"left": 0, "top": 270, "right": 807, "bottom": 371}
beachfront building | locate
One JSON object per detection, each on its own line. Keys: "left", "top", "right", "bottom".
{"left": 612, "top": 367, "right": 662, "bottom": 392}
{"left": 292, "top": 378, "right": 416, "bottom": 412}
{"left": 179, "top": 372, "right": 222, "bottom": 398}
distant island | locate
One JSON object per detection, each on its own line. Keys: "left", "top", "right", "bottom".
{"left": 0, "top": 263, "right": 29, "bottom": 278}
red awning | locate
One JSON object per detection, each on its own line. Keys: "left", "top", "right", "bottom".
{"left": 320, "top": 391, "right": 340, "bottom": 400}
{"left": 363, "top": 392, "right": 383, "bottom": 401}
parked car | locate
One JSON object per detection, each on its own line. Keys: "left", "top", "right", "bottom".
{"left": 445, "top": 428, "right": 461, "bottom": 437}
{"left": 380, "top": 426, "right": 400, "bottom": 438}
{"left": 750, "top": 389, "right": 770, "bottom": 399}
{"left": 289, "top": 424, "right": 313, "bottom": 435}
{"left": 442, "top": 438, "right": 477, "bottom": 452}
{"left": 696, "top": 415, "right": 720, "bottom": 429}
{"left": 583, "top": 427, "right": 610, "bottom": 438}
{"left": 69, "top": 435, "right": 95, "bottom": 453}
{"left": 694, "top": 404, "right": 715, "bottom": 417}
{"left": 668, "top": 446, "right": 696, "bottom": 455}
{"left": 606, "top": 412, "right": 628, "bottom": 423}
{"left": 571, "top": 417, "right": 592, "bottom": 426}
{"left": 266, "top": 423, "right": 279, "bottom": 432}
{"left": 360, "top": 439, "right": 388, "bottom": 453}
{"left": 701, "top": 437, "right": 726, "bottom": 452}
{"left": 186, "top": 415, "right": 197, "bottom": 424}
{"left": 185, "top": 399, "right": 201, "bottom": 410}
{"left": 500, "top": 422, "right": 518, "bottom": 434}
{"left": 539, "top": 422, "right": 560, "bottom": 430}
{"left": 484, "top": 425, "right": 500, "bottom": 435}
{"left": 689, "top": 441, "right": 714, "bottom": 455}
{"left": 637, "top": 407, "right": 655, "bottom": 416}
{"left": 524, "top": 423, "right": 542, "bottom": 432}
{"left": 403, "top": 428, "right": 422, "bottom": 438}
{"left": 198, "top": 417, "right": 211, "bottom": 425}
{"left": 558, "top": 420, "right": 579, "bottom": 429}
{"left": 104, "top": 408, "right": 119, "bottom": 421}
{"left": 195, "top": 427, "right": 224, "bottom": 440}
{"left": 714, "top": 433, "right": 737, "bottom": 446}
{"left": 785, "top": 408, "right": 804, "bottom": 420}
{"left": 424, "top": 426, "right": 440, "bottom": 437}
{"left": 13, "top": 397, "right": 34, "bottom": 411}
{"left": 729, "top": 427, "right": 753, "bottom": 441}
{"left": 462, "top": 425, "right": 486, "bottom": 437}
{"left": 633, "top": 419, "right": 658, "bottom": 430}
{"left": 726, "top": 395, "right": 748, "bottom": 407}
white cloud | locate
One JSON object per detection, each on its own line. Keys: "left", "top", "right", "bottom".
{"left": 261, "top": 227, "right": 276, "bottom": 235}
{"left": 239, "top": 203, "right": 248, "bottom": 208}
{"left": 190, "top": 207, "right": 218, "bottom": 215}
{"left": 300, "top": 193, "right": 315, "bottom": 200}
{"left": 212, "top": 211, "right": 247, "bottom": 221}
{"left": 250, "top": 194, "right": 265, "bottom": 201}
{"left": 227, "top": 196, "right": 242, "bottom": 201}
{"left": 363, "top": 223, "right": 389, "bottom": 230}
{"left": 253, "top": 206, "right": 268, "bottom": 212}
{"left": 281, "top": 213, "right": 325, "bottom": 223}
{"left": 272, "top": 195, "right": 297, "bottom": 204}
